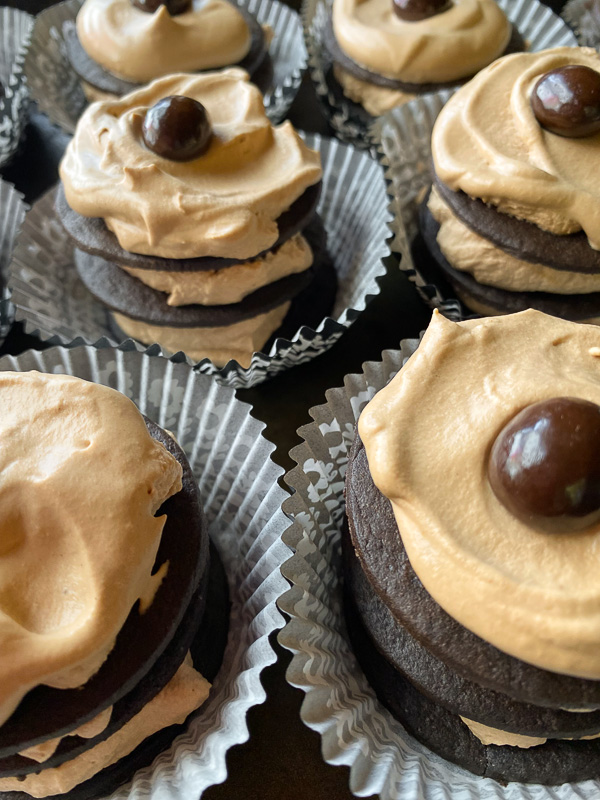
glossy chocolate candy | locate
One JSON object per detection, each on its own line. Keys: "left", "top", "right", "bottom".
{"left": 142, "top": 96, "right": 212, "bottom": 161}
{"left": 392, "top": 0, "right": 449, "bottom": 22}
{"left": 131, "top": 0, "right": 190, "bottom": 14}
{"left": 531, "top": 65, "right": 600, "bottom": 138}
{"left": 488, "top": 397, "right": 600, "bottom": 530}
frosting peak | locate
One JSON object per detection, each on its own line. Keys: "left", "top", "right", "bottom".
{"left": 59, "top": 70, "right": 323, "bottom": 259}
{"left": 0, "top": 371, "right": 182, "bottom": 725}
{"left": 431, "top": 47, "right": 600, "bottom": 247}
{"left": 76, "top": 0, "right": 251, "bottom": 83}
{"left": 332, "top": 0, "right": 510, "bottom": 84}
{"left": 359, "top": 310, "right": 600, "bottom": 679}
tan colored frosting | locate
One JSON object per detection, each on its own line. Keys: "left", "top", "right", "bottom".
{"left": 113, "top": 302, "right": 290, "bottom": 367}
{"left": 0, "top": 371, "right": 182, "bottom": 726}
{"left": 432, "top": 47, "right": 600, "bottom": 246}
{"left": 80, "top": 80, "right": 117, "bottom": 104}
{"left": 460, "top": 716, "right": 600, "bottom": 748}
{"left": 332, "top": 65, "right": 415, "bottom": 115}
{"left": 59, "top": 70, "right": 323, "bottom": 260}
{"left": 332, "top": 0, "right": 510, "bottom": 84}
{"left": 19, "top": 707, "right": 113, "bottom": 764}
{"left": 359, "top": 310, "right": 600, "bottom": 678}
{"left": 122, "top": 234, "right": 313, "bottom": 306}
{"left": 77, "top": 0, "right": 250, "bottom": 83}
{"left": 459, "top": 717, "right": 548, "bottom": 748}
{"left": 451, "top": 290, "right": 600, "bottom": 326}
{"left": 0, "top": 657, "right": 210, "bottom": 797}
{"left": 428, "top": 187, "right": 600, "bottom": 294}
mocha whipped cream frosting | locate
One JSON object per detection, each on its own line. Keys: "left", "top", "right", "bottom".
{"left": 0, "top": 371, "right": 182, "bottom": 727}
{"left": 59, "top": 70, "right": 323, "bottom": 260}
{"left": 432, "top": 47, "right": 600, "bottom": 247}
{"left": 359, "top": 310, "right": 600, "bottom": 679}
{"left": 332, "top": 0, "right": 510, "bottom": 84}
{"left": 76, "top": 0, "right": 251, "bottom": 83}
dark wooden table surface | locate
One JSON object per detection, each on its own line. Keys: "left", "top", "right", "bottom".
{"left": 0, "top": 1, "right": 567, "bottom": 795}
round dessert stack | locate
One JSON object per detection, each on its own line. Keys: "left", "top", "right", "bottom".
{"left": 65, "top": 0, "right": 272, "bottom": 102}
{"left": 57, "top": 69, "right": 336, "bottom": 368}
{"left": 324, "top": 0, "right": 521, "bottom": 116}
{"left": 0, "top": 371, "right": 228, "bottom": 799}
{"left": 344, "top": 309, "right": 600, "bottom": 784}
{"left": 420, "top": 46, "right": 600, "bottom": 321}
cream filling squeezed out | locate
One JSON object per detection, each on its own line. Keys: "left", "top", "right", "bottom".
{"left": 112, "top": 302, "right": 291, "bottom": 367}
{"left": 2, "top": 657, "right": 210, "bottom": 797}
{"left": 122, "top": 234, "right": 313, "bottom": 306}
{"left": 427, "top": 187, "right": 600, "bottom": 294}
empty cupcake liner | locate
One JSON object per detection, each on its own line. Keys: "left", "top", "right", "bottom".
{"left": 0, "top": 7, "right": 33, "bottom": 169}
{"left": 0, "top": 341, "right": 291, "bottom": 800}
{"left": 303, "top": 0, "right": 577, "bottom": 148}
{"left": 278, "top": 341, "right": 600, "bottom": 800}
{"left": 23, "top": 0, "right": 305, "bottom": 132}
{"left": 0, "top": 179, "right": 27, "bottom": 346}
{"left": 7, "top": 132, "right": 391, "bottom": 388}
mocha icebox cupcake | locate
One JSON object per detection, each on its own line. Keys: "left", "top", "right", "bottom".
{"left": 56, "top": 69, "right": 336, "bottom": 369}
{"left": 418, "top": 46, "right": 600, "bottom": 322}
{"left": 65, "top": 0, "right": 271, "bottom": 102}
{"left": 324, "top": 0, "right": 519, "bottom": 117}
{"left": 0, "top": 369, "right": 229, "bottom": 799}
{"left": 281, "top": 309, "right": 600, "bottom": 794}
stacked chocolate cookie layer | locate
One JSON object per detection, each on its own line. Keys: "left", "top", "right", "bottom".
{"left": 345, "top": 437, "right": 600, "bottom": 784}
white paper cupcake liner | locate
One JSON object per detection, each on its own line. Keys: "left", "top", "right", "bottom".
{"left": 278, "top": 341, "right": 600, "bottom": 800}
{"left": 23, "top": 0, "right": 305, "bottom": 132}
{"left": 0, "top": 7, "right": 33, "bottom": 169}
{"left": 7, "top": 132, "right": 391, "bottom": 388}
{"left": 304, "top": 0, "right": 577, "bottom": 148}
{"left": 562, "top": 0, "right": 600, "bottom": 46}
{"left": 0, "top": 179, "right": 27, "bottom": 346}
{"left": 0, "top": 340, "right": 291, "bottom": 800}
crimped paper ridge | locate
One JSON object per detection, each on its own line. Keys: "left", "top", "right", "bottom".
{"left": 279, "top": 343, "right": 600, "bottom": 799}
{"left": 24, "top": 0, "right": 304, "bottom": 132}
{"left": 8, "top": 133, "right": 390, "bottom": 388}
{"left": 0, "top": 7, "right": 33, "bottom": 168}
{"left": 0, "top": 180, "right": 26, "bottom": 344}
{"left": 0, "top": 343, "right": 290, "bottom": 800}
{"left": 303, "top": 0, "right": 577, "bottom": 147}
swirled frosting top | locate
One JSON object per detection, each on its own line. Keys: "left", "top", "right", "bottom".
{"left": 76, "top": 0, "right": 251, "bottom": 83}
{"left": 332, "top": 0, "right": 510, "bottom": 84}
{"left": 359, "top": 310, "right": 600, "bottom": 678}
{"left": 0, "top": 371, "right": 182, "bottom": 725}
{"left": 59, "top": 70, "right": 323, "bottom": 260}
{"left": 432, "top": 47, "right": 600, "bottom": 245}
